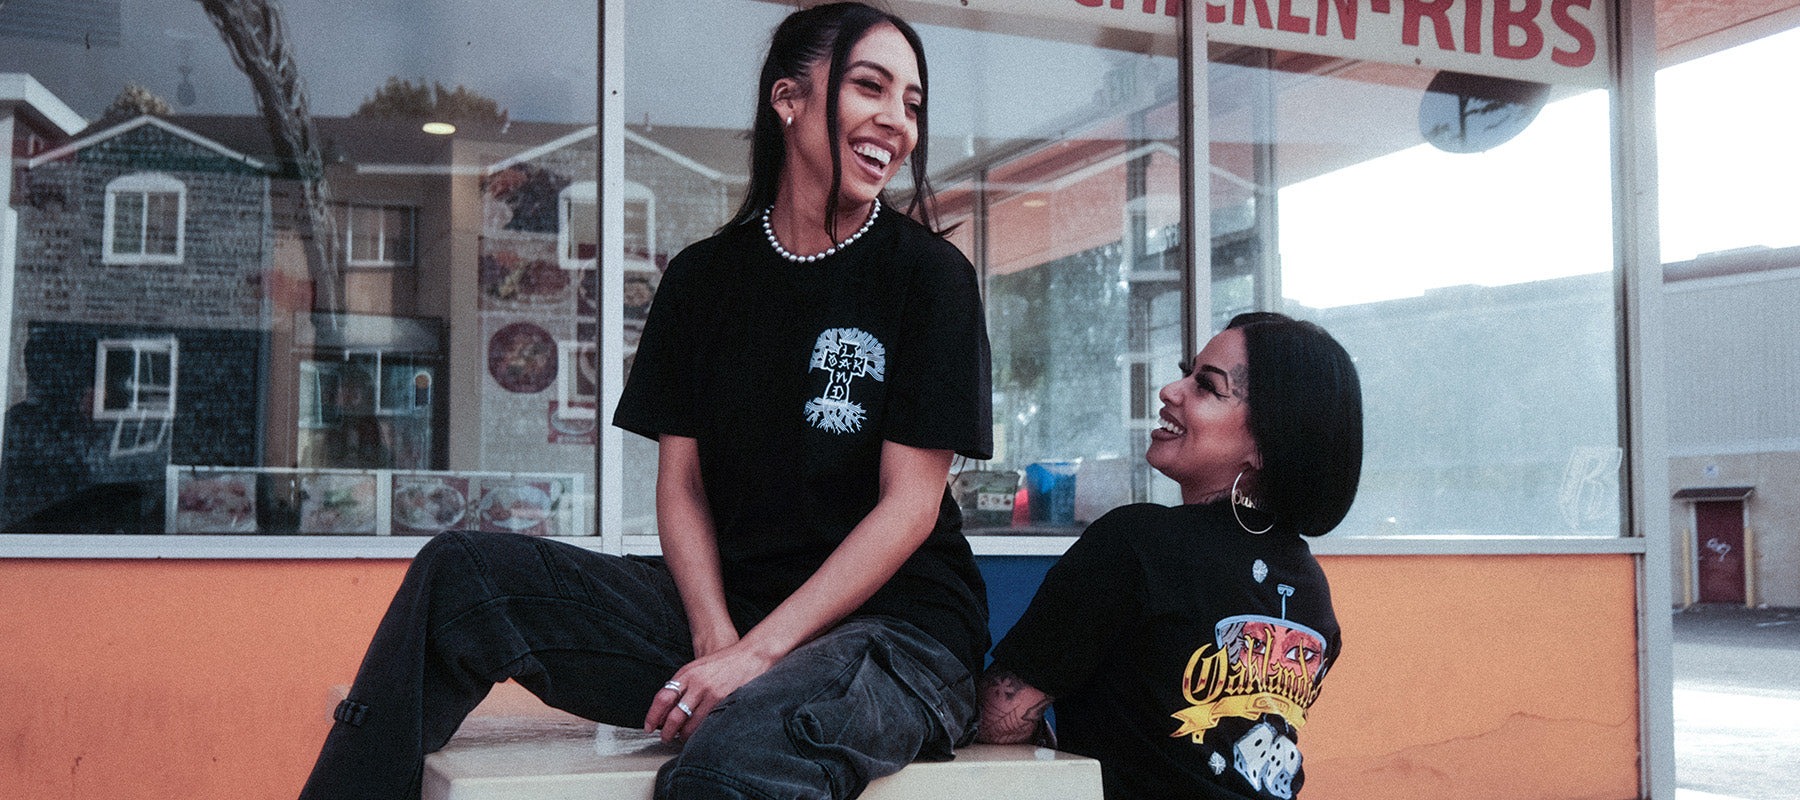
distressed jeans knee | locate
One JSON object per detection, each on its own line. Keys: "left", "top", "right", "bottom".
{"left": 652, "top": 617, "right": 976, "bottom": 800}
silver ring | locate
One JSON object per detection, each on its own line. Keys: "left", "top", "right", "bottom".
{"left": 676, "top": 701, "right": 693, "bottom": 716}
{"left": 662, "top": 680, "right": 683, "bottom": 692}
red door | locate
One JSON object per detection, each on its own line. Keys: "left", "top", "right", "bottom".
{"left": 1695, "top": 500, "right": 1746, "bottom": 604}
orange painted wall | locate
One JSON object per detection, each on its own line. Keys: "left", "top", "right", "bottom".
{"left": 1305, "top": 554, "right": 1643, "bottom": 800}
{"left": 0, "top": 553, "right": 1643, "bottom": 800}
{"left": 0, "top": 559, "right": 409, "bottom": 800}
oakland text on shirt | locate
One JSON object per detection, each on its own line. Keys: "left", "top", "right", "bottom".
{"left": 1170, "top": 581, "right": 1328, "bottom": 742}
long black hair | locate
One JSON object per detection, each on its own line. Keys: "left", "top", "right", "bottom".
{"left": 721, "top": 2, "right": 942, "bottom": 236}
{"left": 1227, "top": 312, "right": 1364, "bottom": 537}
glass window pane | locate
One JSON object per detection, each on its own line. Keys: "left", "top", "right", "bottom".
{"left": 626, "top": 1, "right": 1188, "bottom": 534}
{"left": 1, "top": 1, "right": 597, "bottom": 536}
{"left": 1209, "top": 49, "right": 1619, "bottom": 536}
{"left": 145, "top": 192, "right": 180, "bottom": 255}
{"left": 112, "top": 192, "right": 144, "bottom": 254}
{"left": 569, "top": 198, "right": 599, "bottom": 262}
{"left": 383, "top": 207, "right": 413, "bottom": 265}
{"left": 349, "top": 205, "right": 383, "bottom": 263}
{"left": 100, "top": 348, "right": 134, "bottom": 412}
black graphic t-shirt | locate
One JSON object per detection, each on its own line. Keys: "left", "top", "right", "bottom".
{"left": 613, "top": 207, "right": 994, "bottom": 673}
{"left": 989, "top": 502, "right": 1341, "bottom": 800}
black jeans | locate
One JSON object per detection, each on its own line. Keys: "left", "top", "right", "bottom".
{"left": 297, "top": 531, "right": 977, "bottom": 800}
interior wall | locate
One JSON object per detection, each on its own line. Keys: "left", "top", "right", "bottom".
{"left": 0, "top": 553, "right": 1641, "bottom": 800}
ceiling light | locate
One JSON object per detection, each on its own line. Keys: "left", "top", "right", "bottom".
{"left": 422, "top": 122, "right": 456, "bottom": 135}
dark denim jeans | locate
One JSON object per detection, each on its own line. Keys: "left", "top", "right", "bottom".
{"left": 297, "top": 531, "right": 976, "bottom": 800}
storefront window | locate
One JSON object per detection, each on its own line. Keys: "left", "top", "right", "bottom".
{"left": 0, "top": 0, "right": 598, "bottom": 536}
{"left": 1206, "top": 9, "right": 1621, "bottom": 535}
{"left": 623, "top": 0, "right": 1188, "bottom": 539}
{"left": 1, "top": 0, "right": 1628, "bottom": 544}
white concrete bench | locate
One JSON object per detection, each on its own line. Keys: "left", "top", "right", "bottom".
{"left": 332, "top": 683, "right": 1101, "bottom": 800}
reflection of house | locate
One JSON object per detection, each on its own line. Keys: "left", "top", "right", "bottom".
{"left": 4, "top": 114, "right": 271, "bottom": 529}
{"left": 475, "top": 127, "right": 601, "bottom": 463}
{"left": 2, "top": 73, "right": 612, "bottom": 531}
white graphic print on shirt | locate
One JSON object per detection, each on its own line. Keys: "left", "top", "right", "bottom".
{"left": 805, "top": 327, "right": 886, "bottom": 434}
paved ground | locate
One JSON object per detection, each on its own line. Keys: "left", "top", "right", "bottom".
{"left": 1672, "top": 604, "right": 1800, "bottom": 800}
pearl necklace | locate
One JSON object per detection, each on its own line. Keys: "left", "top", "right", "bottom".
{"left": 762, "top": 198, "right": 880, "bottom": 264}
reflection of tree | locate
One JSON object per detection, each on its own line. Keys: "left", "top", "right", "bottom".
{"left": 355, "top": 77, "right": 507, "bottom": 125}
{"left": 98, "top": 84, "right": 174, "bottom": 125}
{"left": 1420, "top": 72, "right": 1549, "bottom": 154}
{"left": 195, "top": 0, "right": 342, "bottom": 317}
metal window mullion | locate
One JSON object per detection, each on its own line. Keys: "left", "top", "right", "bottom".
{"left": 1180, "top": 0, "right": 1211, "bottom": 355}
{"left": 597, "top": 0, "right": 625, "bottom": 552}
{"left": 1612, "top": 0, "right": 1673, "bottom": 797}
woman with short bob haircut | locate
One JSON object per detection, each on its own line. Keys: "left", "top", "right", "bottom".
{"left": 979, "top": 312, "right": 1361, "bottom": 800}
{"left": 299, "top": 5, "right": 992, "bottom": 800}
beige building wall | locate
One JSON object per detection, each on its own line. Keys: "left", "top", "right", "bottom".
{"left": 1665, "top": 261, "right": 1800, "bottom": 607}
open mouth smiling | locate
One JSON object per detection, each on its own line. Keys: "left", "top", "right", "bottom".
{"left": 852, "top": 142, "right": 893, "bottom": 169}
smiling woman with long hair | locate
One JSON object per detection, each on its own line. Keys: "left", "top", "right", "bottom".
{"left": 978, "top": 313, "right": 1361, "bottom": 800}
{"left": 297, "top": 5, "right": 992, "bottom": 800}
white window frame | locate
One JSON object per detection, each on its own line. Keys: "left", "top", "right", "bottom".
{"left": 559, "top": 181, "right": 600, "bottom": 271}
{"left": 92, "top": 337, "right": 178, "bottom": 421}
{"left": 102, "top": 172, "right": 185, "bottom": 265}
{"left": 297, "top": 361, "right": 338, "bottom": 429}
{"left": 556, "top": 340, "right": 598, "bottom": 420}
{"left": 339, "top": 203, "right": 415, "bottom": 267}
{"left": 110, "top": 416, "right": 171, "bottom": 458}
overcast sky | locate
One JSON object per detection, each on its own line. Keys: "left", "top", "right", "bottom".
{"left": 0, "top": 0, "right": 1152, "bottom": 150}
{"left": 0, "top": 0, "right": 598, "bottom": 122}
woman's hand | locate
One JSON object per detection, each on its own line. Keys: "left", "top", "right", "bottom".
{"left": 643, "top": 440, "right": 956, "bottom": 744}
{"left": 643, "top": 639, "right": 780, "bottom": 743}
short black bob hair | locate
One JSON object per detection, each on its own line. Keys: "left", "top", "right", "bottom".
{"left": 1227, "top": 312, "right": 1363, "bottom": 537}
{"left": 723, "top": 2, "right": 941, "bottom": 235}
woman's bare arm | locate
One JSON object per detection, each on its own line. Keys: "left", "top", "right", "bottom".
{"left": 977, "top": 669, "right": 1055, "bottom": 746}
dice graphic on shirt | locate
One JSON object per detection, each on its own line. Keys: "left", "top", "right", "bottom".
{"left": 1233, "top": 722, "right": 1301, "bottom": 799}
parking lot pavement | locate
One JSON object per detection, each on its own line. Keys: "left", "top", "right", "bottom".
{"left": 1673, "top": 605, "right": 1800, "bottom": 800}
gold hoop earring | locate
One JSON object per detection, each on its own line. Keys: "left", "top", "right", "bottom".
{"left": 1231, "top": 470, "right": 1273, "bottom": 535}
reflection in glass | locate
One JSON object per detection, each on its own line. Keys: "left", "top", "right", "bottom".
{"left": 1419, "top": 71, "right": 1550, "bottom": 154}
{"left": 1210, "top": 47, "right": 1618, "bottom": 536}
{"left": 0, "top": 0, "right": 598, "bottom": 535}
{"left": 624, "top": 1, "right": 1188, "bottom": 533}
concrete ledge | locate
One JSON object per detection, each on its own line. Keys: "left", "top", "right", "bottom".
{"left": 413, "top": 683, "right": 1102, "bottom": 800}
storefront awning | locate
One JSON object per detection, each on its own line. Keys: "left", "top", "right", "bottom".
{"left": 1672, "top": 486, "right": 1755, "bottom": 501}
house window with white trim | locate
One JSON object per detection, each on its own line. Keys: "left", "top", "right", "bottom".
{"left": 103, "top": 173, "right": 185, "bottom": 265}
{"left": 93, "top": 338, "right": 178, "bottom": 421}
{"left": 558, "top": 181, "right": 597, "bottom": 270}
{"left": 338, "top": 204, "right": 414, "bottom": 267}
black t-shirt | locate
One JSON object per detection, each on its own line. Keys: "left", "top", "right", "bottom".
{"left": 989, "top": 502, "right": 1341, "bottom": 800}
{"left": 612, "top": 206, "right": 994, "bottom": 673}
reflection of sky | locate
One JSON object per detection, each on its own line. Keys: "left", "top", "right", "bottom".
{"left": 1282, "top": 24, "right": 1800, "bottom": 309}
{"left": 624, "top": 0, "right": 1169, "bottom": 143}
{"left": 0, "top": 0, "right": 597, "bottom": 122}
{"left": 1280, "top": 91, "right": 1612, "bottom": 309}
{"left": 5, "top": 0, "right": 1156, "bottom": 141}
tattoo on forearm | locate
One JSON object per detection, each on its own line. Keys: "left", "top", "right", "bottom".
{"left": 978, "top": 669, "right": 1054, "bottom": 744}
